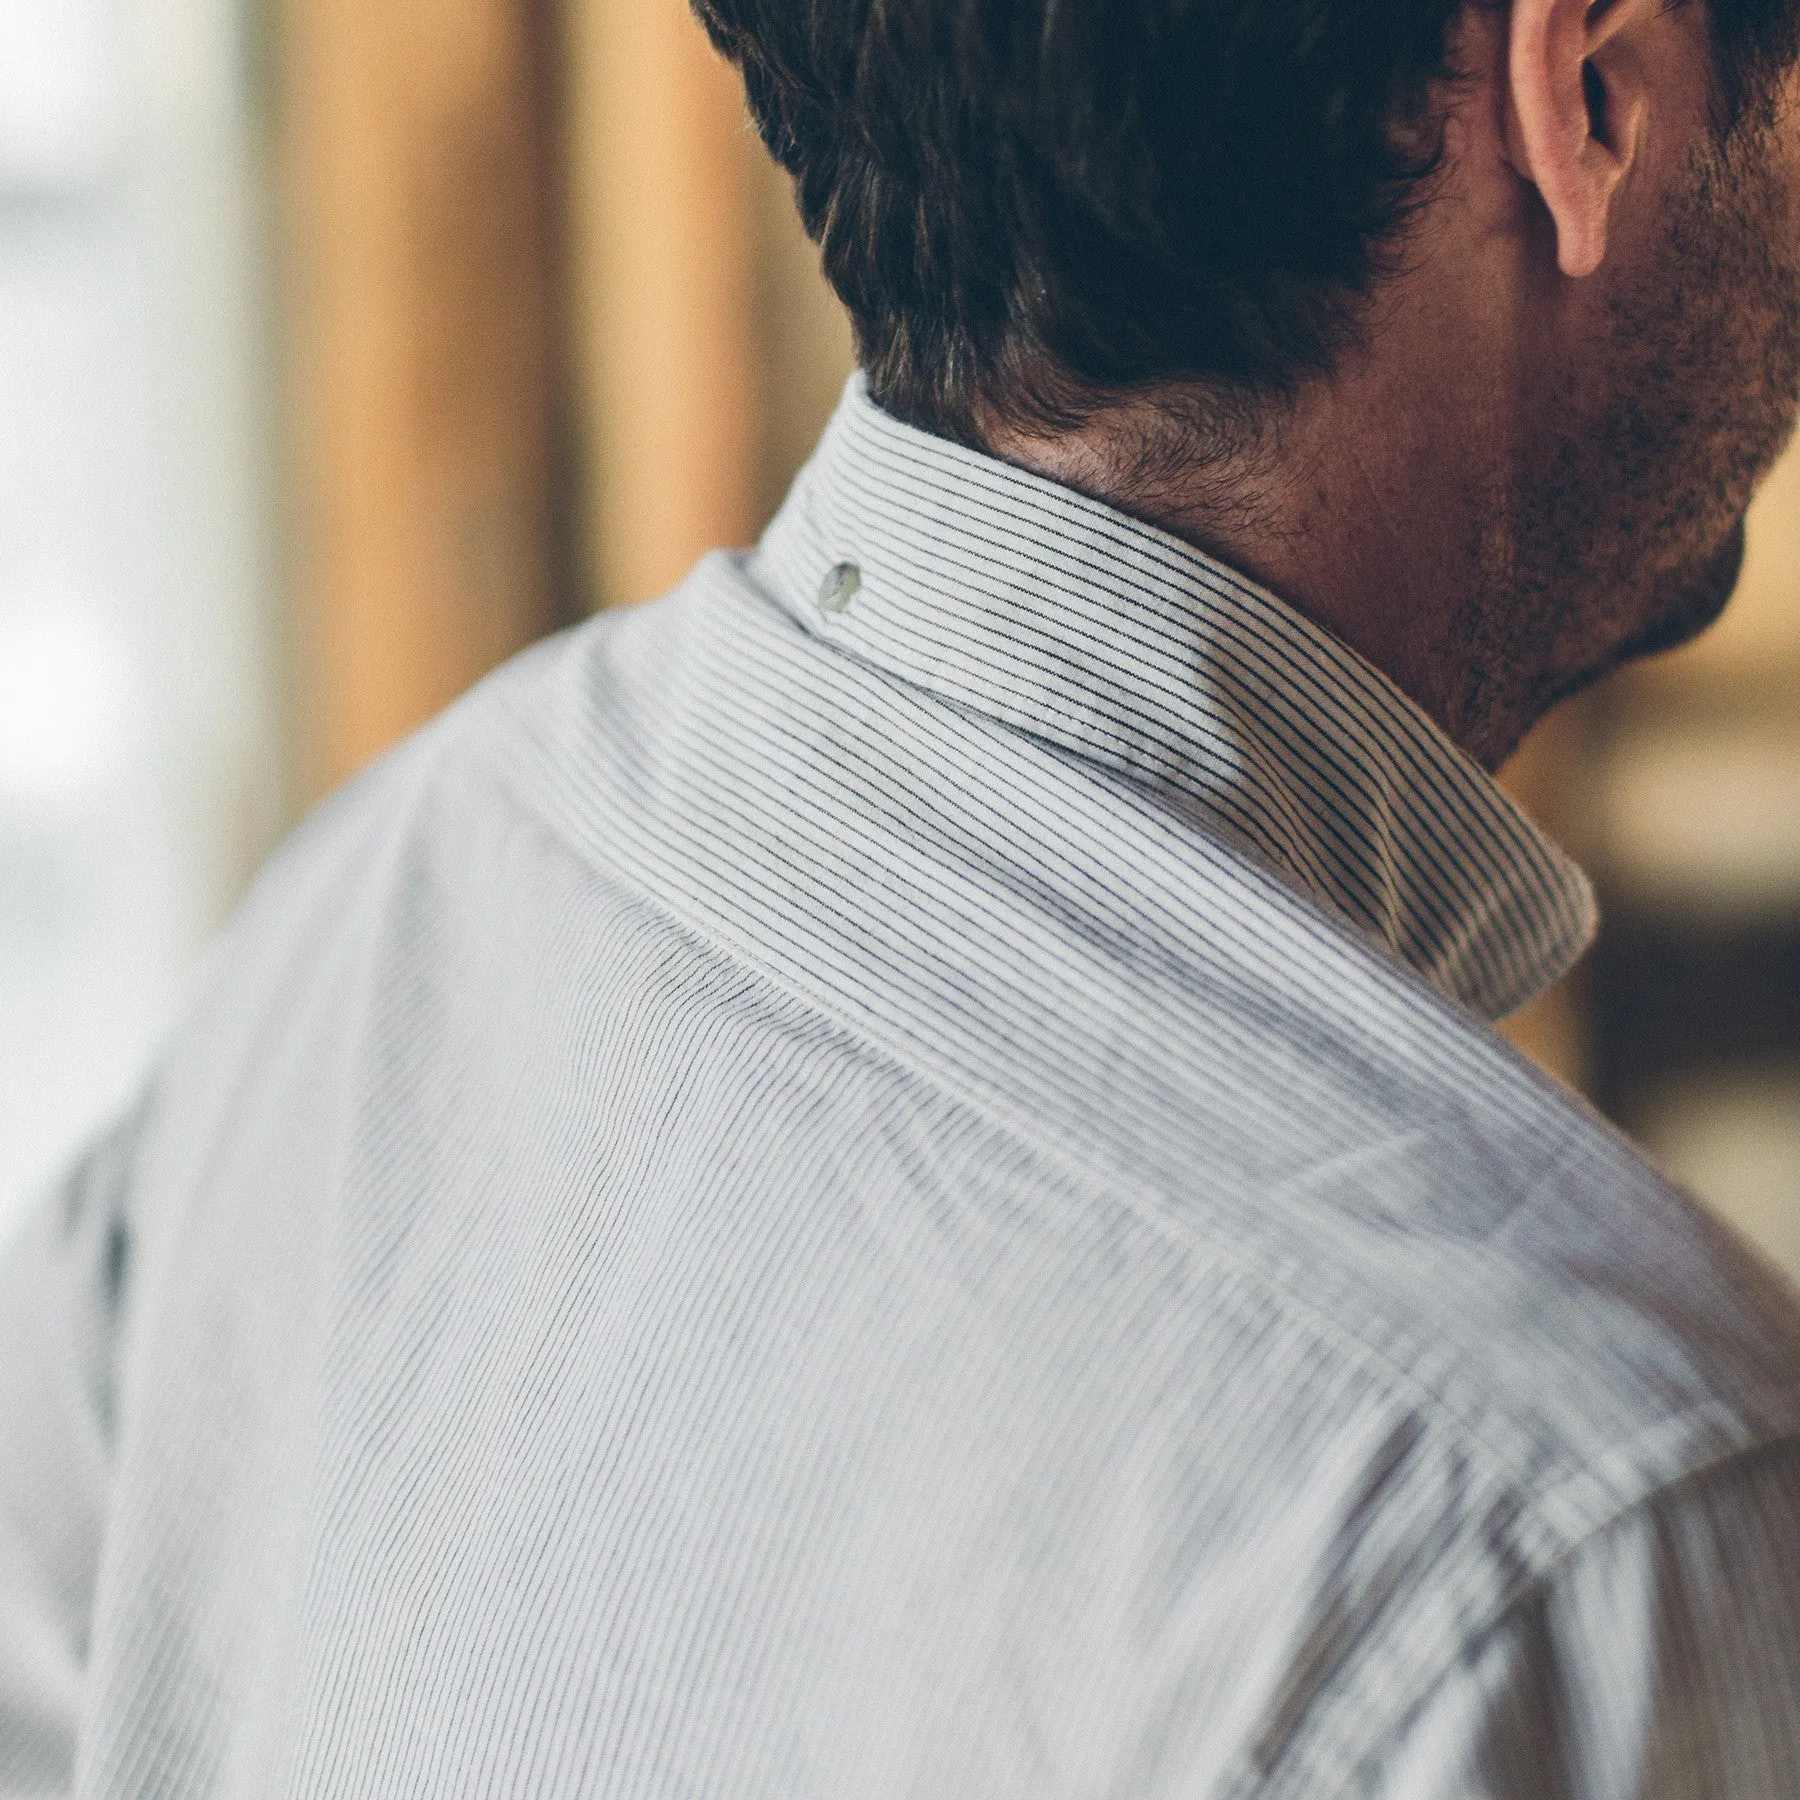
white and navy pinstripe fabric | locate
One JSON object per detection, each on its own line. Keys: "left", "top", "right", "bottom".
{"left": 4, "top": 378, "right": 1799, "bottom": 1799}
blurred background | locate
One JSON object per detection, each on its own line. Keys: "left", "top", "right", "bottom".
{"left": 1, "top": 0, "right": 1797, "bottom": 1288}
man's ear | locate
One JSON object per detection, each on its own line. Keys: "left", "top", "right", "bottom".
{"left": 1506, "top": 0, "right": 1656, "bottom": 278}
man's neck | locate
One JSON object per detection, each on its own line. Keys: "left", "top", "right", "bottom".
{"left": 978, "top": 359, "right": 1512, "bottom": 765}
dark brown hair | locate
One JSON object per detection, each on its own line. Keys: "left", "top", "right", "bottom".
{"left": 694, "top": 0, "right": 1800, "bottom": 443}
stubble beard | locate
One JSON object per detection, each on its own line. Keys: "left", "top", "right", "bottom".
{"left": 1455, "top": 111, "right": 1800, "bottom": 771}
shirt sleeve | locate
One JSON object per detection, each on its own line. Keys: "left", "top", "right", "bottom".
{"left": 0, "top": 1114, "right": 137, "bottom": 1798}
{"left": 1361, "top": 1436, "right": 1800, "bottom": 1800}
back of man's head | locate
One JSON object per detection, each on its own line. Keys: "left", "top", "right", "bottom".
{"left": 694, "top": 0, "right": 1800, "bottom": 445}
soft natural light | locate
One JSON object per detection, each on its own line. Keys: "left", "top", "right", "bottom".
{"left": 0, "top": 609, "right": 147, "bottom": 808}
{"left": 0, "top": 0, "right": 275, "bottom": 1237}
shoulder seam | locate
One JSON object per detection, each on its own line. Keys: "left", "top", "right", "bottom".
{"left": 1252, "top": 1421, "right": 1800, "bottom": 1800}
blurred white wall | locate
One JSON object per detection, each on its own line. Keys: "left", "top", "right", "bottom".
{"left": 0, "top": 0, "right": 280, "bottom": 1234}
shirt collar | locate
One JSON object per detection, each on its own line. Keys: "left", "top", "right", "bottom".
{"left": 752, "top": 377, "right": 1596, "bottom": 1022}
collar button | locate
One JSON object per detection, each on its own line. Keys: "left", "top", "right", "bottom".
{"left": 817, "top": 561, "right": 861, "bottom": 616}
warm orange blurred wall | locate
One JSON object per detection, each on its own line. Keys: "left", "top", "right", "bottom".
{"left": 563, "top": 0, "right": 762, "bottom": 610}
{"left": 279, "top": 0, "right": 561, "bottom": 800}
{"left": 281, "top": 0, "right": 850, "bottom": 793}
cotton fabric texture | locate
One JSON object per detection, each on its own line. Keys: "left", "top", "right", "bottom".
{"left": 4, "top": 380, "right": 1799, "bottom": 1798}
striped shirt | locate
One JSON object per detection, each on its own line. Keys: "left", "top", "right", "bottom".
{"left": 4, "top": 377, "right": 1800, "bottom": 1798}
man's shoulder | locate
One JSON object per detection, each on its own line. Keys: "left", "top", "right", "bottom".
{"left": 133, "top": 605, "right": 662, "bottom": 1152}
{"left": 185, "top": 596, "right": 679, "bottom": 993}
{"left": 140, "top": 567, "right": 1800, "bottom": 1520}
{"left": 83, "top": 580, "right": 1800, "bottom": 1793}
{"left": 1253, "top": 1023, "right": 1800, "bottom": 1537}
{"left": 209, "top": 584, "right": 1800, "bottom": 1514}
{"left": 1198, "top": 1048, "right": 1800, "bottom": 1799}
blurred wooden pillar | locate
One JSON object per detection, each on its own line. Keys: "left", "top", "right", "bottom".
{"left": 280, "top": 0, "right": 560, "bottom": 799}
{"left": 563, "top": 0, "right": 760, "bottom": 610}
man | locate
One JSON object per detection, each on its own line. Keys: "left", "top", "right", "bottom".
{"left": 4, "top": 0, "right": 1800, "bottom": 1793}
